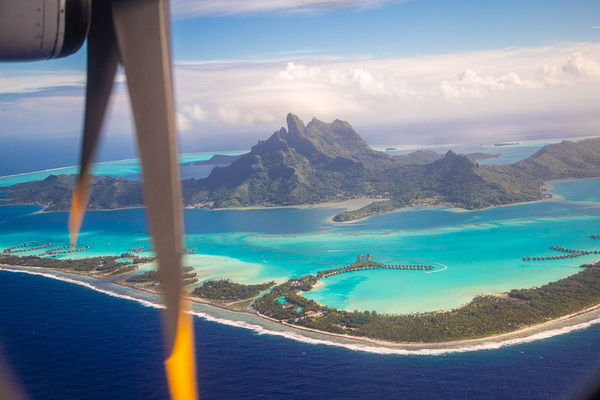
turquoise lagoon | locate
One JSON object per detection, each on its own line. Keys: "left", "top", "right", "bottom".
{"left": 2, "top": 142, "right": 600, "bottom": 316}
{"left": 0, "top": 150, "right": 245, "bottom": 187}
{"left": 2, "top": 177, "right": 600, "bottom": 315}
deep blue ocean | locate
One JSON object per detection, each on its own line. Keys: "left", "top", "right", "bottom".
{"left": 1, "top": 271, "right": 600, "bottom": 399}
{"left": 2, "top": 145, "right": 600, "bottom": 399}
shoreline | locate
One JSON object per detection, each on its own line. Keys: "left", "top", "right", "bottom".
{"left": 543, "top": 177, "right": 600, "bottom": 201}
{"left": 0, "top": 150, "right": 249, "bottom": 182}
{"left": 0, "top": 197, "right": 387, "bottom": 215}
{"left": 2, "top": 263, "right": 600, "bottom": 354}
{"left": 212, "top": 197, "right": 388, "bottom": 213}
{"left": 329, "top": 177, "right": 600, "bottom": 223}
{"left": 5, "top": 175, "right": 600, "bottom": 220}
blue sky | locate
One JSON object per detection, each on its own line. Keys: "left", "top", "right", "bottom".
{"left": 5, "top": 0, "right": 599, "bottom": 67}
{"left": 0, "top": 0, "right": 599, "bottom": 172}
{"left": 169, "top": 0, "right": 600, "bottom": 60}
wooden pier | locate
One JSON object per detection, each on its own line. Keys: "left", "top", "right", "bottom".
{"left": 319, "top": 258, "right": 435, "bottom": 279}
{"left": 45, "top": 244, "right": 70, "bottom": 255}
{"left": 53, "top": 245, "right": 90, "bottom": 255}
{"left": 523, "top": 244, "right": 600, "bottom": 261}
{"left": 2, "top": 243, "right": 28, "bottom": 254}
{"left": 10, "top": 243, "right": 51, "bottom": 253}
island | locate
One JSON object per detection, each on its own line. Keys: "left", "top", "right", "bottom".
{"left": 495, "top": 142, "right": 520, "bottom": 147}
{"left": 2, "top": 113, "right": 600, "bottom": 346}
{"left": 2, "top": 248, "right": 600, "bottom": 344}
{"left": 0, "top": 253, "right": 154, "bottom": 276}
{"left": 192, "top": 279, "right": 275, "bottom": 302}
{"left": 253, "top": 263, "right": 600, "bottom": 342}
{"left": 124, "top": 266, "right": 199, "bottom": 288}
{"left": 3, "top": 114, "right": 600, "bottom": 223}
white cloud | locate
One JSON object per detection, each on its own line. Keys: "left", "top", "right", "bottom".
{"left": 176, "top": 112, "right": 193, "bottom": 132}
{"left": 0, "top": 71, "right": 85, "bottom": 94}
{"left": 536, "top": 52, "right": 600, "bottom": 86}
{"left": 217, "top": 108, "right": 278, "bottom": 125}
{"left": 278, "top": 62, "right": 321, "bottom": 81}
{"left": 181, "top": 104, "right": 208, "bottom": 121}
{"left": 3, "top": 43, "right": 600, "bottom": 144}
{"left": 171, "top": 43, "right": 600, "bottom": 142}
{"left": 171, "top": 0, "right": 400, "bottom": 17}
{"left": 591, "top": 26, "right": 600, "bottom": 30}
{"left": 440, "top": 69, "right": 536, "bottom": 100}
{"left": 561, "top": 52, "right": 600, "bottom": 78}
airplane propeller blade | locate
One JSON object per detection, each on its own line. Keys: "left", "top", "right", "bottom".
{"left": 68, "top": 1, "right": 197, "bottom": 399}
{"left": 69, "top": 0, "right": 118, "bottom": 248}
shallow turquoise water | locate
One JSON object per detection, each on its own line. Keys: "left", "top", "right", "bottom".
{"left": 2, "top": 179, "right": 600, "bottom": 314}
{"left": 302, "top": 214, "right": 600, "bottom": 313}
{"left": 0, "top": 151, "right": 245, "bottom": 186}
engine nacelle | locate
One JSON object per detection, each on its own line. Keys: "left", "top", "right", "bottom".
{"left": 0, "top": 0, "right": 90, "bottom": 61}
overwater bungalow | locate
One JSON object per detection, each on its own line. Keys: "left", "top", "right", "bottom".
{"left": 2, "top": 243, "right": 29, "bottom": 254}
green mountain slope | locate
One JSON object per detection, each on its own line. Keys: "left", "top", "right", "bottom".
{"left": 507, "top": 139, "right": 600, "bottom": 180}
{"left": 2, "top": 174, "right": 144, "bottom": 211}
{"left": 4, "top": 115, "right": 600, "bottom": 218}
{"left": 183, "top": 113, "right": 397, "bottom": 207}
{"left": 184, "top": 114, "right": 564, "bottom": 210}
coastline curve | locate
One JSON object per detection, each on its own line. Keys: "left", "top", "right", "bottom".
{"left": 2, "top": 265, "right": 600, "bottom": 356}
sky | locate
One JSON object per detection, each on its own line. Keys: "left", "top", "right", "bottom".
{"left": 1, "top": 0, "right": 599, "bottom": 171}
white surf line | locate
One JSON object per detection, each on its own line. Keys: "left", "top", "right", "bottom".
{"left": 0, "top": 165, "right": 76, "bottom": 179}
{"left": 3, "top": 265, "right": 600, "bottom": 355}
{"left": 0, "top": 157, "right": 145, "bottom": 180}
{"left": 0, "top": 151, "right": 222, "bottom": 180}
{"left": 425, "top": 262, "right": 448, "bottom": 273}
{"left": 0, "top": 266, "right": 164, "bottom": 310}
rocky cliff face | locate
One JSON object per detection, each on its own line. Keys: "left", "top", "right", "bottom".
{"left": 9, "top": 114, "right": 600, "bottom": 212}
{"left": 184, "top": 113, "right": 397, "bottom": 207}
{"left": 183, "top": 114, "right": 543, "bottom": 209}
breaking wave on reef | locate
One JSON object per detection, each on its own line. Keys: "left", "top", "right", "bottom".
{"left": 2, "top": 266, "right": 600, "bottom": 356}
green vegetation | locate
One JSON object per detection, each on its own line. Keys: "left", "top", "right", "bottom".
{"left": 5, "top": 115, "right": 600, "bottom": 219}
{"left": 253, "top": 275, "right": 322, "bottom": 320}
{"left": 253, "top": 264, "right": 600, "bottom": 343}
{"left": 0, "top": 254, "right": 151, "bottom": 274}
{"left": 3, "top": 174, "right": 143, "bottom": 211}
{"left": 183, "top": 115, "right": 551, "bottom": 211}
{"left": 317, "top": 260, "right": 383, "bottom": 277}
{"left": 180, "top": 118, "right": 600, "bottom": 218}
{"left": 125, "top": 270, "right": 159, "bottom": 283}
{"left": 125, "top": 267, "right": 198, "bottom": 287}
{"left": 581, "top": 260, "right": 600, "bottom": 268}
{"left": 507, "top": 139, "right": 600, "bottom": 180}
{"left": 192, "top": 279, "right": 275, "bottom": 301}
{"left": 182, "top": 269, "right": 199, "bottom": 287}
{"left": 333, "top": 200, "right": 404, "bottom": 222}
